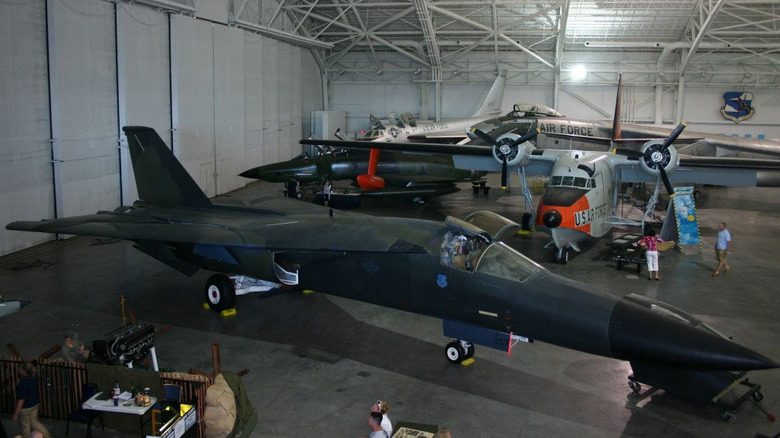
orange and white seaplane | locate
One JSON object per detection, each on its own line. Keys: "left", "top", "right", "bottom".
{"left": 301, "top": 121, "right": 780, "bottom": 262}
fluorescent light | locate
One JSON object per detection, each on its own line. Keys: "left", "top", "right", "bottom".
{"left": 571, "top": 64, "right": 587, "bottom": 80}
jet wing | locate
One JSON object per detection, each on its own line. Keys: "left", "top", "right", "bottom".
{"left": 406, "top": 133, "right": 469, "bottom": 143}
{"left": 7, "top": 202, "right": 438, "bottom": 254}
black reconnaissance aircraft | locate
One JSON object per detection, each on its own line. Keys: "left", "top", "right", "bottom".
{"left": 7, "top": 126, "right": 777, "bottom": 404}
{"left": 238, "top": 147, "right": 488, "bottom": 203}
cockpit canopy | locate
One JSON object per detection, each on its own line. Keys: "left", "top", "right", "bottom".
{"left": 549, "top": 175, "right": 596, "bottom": 189}
{"left": 475, "top": 242, "right": 543, "bottom": 282}
{"left": 508, "top": 103, "right": 564, "bottom": 118}
{"left": 440, "top": 214, "right": 543, "bottom": 282}
{"left": 361, "top": 130, "right": 385, "bottom": 140}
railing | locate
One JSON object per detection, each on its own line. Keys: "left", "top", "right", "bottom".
{"left": 0, "top": 357, "right": 212, "bottom": 437}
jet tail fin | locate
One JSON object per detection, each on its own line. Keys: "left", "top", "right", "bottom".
{"left": 611, "top": 72, "right": 623, "bottom": 148}
{"left": 472, "top": 70, "right": 507, "bottom": 117}
{"left": 123, "top": 126, "right": 212, "bottom": 209}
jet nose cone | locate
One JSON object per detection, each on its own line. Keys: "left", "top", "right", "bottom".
{"left": 609, "top": 298, "right": 779, "bottom": 371}
{"left": 239, "top": 167, "right": 259, "bottom": 178}
{"left": 542, "top": 209, "right": 562, "bottom": 228}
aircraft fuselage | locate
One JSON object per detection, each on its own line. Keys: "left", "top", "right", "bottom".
{"left": 241, "top": 150, "right": 485, "bottom": 188}
{"left": 534, "top": 151, "right": 615, "bottom": 250}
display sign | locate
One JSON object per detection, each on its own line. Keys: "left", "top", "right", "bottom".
{"left": 673, "top": 186, "right": 701, "bottom": 250}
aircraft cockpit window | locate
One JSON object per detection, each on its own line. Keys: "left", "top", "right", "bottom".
{"left": 295, "top": 152, "right": 310, "bottom": 160}
{"left": 562, "top": 176, "right": 574, "bottom": 186}
{"left": 440, "top": 231, "right": 485, "bottom": 272}
{"left": 551, "top": 176, "right": 562, "bottom": 186}
{"left": 590, "top": 178, "right": 596, "bottom": 188}
{"left": 573, "top": 177, "right": 587, "bottom": 188}
{"left": 474, "top": 242, "right": 543, "bottom": 282}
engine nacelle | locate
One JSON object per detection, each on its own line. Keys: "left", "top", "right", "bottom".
{"left": 491, "top": 133, "right": 535, "bottom": 168}
{"left": 639, "top": 140, "right": 679, "bottom": 176}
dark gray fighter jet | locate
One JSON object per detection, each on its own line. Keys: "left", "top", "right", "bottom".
{"left": 7, "top": 126, "right": 777, "bottom": 404}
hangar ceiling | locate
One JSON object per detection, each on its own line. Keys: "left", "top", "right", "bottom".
{"left": 149, "top": 0, "right": 780, "bottom": 86}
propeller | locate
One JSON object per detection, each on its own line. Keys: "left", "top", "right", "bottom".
{"left": 470, "top": 128, "right": 539, "bottom": 189}
{"left": 639, "top": 122, "right": 686, "bottom": 195}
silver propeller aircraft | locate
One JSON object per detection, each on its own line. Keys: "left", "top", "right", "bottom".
{"left": 301, "top": 124, "right": 780, "bottom": 263}
{"left": 470, "top": 99, "right": 780, "bottom": 158}
{"left": 6, "top": 126, "right": 777, "bottom": 406}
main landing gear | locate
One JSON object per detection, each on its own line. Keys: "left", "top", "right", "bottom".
{"left": 205, "top": 274, "right": 236, "bottom": 311}
{"left": 445, "top": 339, "right": 475, "bottom": 363}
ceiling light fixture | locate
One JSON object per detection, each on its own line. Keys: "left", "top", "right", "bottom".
{"left": 571, "top": 64, "right": 587, "bottom": 80}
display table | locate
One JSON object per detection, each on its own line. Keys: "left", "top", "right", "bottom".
{"left": 83, "top": 391, "right": 157, "bottom": 437}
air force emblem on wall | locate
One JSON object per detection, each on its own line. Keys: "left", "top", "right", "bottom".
{"left": 437, "top": 274, "right": 448, "bottom": 288}
{"left": 720, "top": 92, "right": 756, "bottom": 123}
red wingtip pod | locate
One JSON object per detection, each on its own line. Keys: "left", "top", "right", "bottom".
{"left": 356, "top": 174, "right": 386, "bottom": 190}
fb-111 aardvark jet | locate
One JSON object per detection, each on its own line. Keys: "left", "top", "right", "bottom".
{"left": 7, "top": 126, "right": 777, "bottom": 404}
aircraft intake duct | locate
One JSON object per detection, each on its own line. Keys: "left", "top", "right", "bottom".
{"left": 608, "top": 297, "right": 778, "bottom": 371}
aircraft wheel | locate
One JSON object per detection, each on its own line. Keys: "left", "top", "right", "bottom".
{"left": 693, "top": 190, "right": 702, "bottom": 201}
{"left": 521, "top": 213, "right": 532, "bottom": 231}
{"left": 720, "top": 410, "right": 736, "bottom": 421}
{"left": 464, "top": 342, "right": 475, "bottom": 359}
{"left": 628, "top": 380, "right": 641, "bottom": 393}
{"left": 295, "top": 191, "right": 303, "bottom": 199}
{"left": 414, "top": 198, "right": 428, "bottom": 206}
{"left": 445, "top": 341, "right": 466, "bottom": 364}
{"left": 205, "top": 274, "right": 236, "bottom": 311}
{"left": 752, "top": 390, "right": 764, "bottom": 402}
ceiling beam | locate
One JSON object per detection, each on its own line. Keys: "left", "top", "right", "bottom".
{"left": 679, "top": 0, "right": 727, "bottom": 76}
{"left": 427, "top": 3, "right": 555, "bottom": 70}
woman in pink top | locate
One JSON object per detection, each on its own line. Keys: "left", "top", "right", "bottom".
{"left": 639, "top": 228, "right": 663, "bottom": 281}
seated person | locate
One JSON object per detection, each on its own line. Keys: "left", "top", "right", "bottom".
{"left": 61, "top": 330, "right": 89, "bottom": 363}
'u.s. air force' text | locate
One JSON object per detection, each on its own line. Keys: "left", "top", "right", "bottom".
{"left": 538, "top": 122, "right": 595, "bottom": 137}
{"left": 574, "top": 203, "right": 607, "bottom": 227}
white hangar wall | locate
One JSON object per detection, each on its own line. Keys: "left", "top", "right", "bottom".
{"left": 0, "top": 0, "right": 322, "bottom": 256}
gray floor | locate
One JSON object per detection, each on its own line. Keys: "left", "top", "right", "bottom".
{"left": 2, "top": 174, "right": 779, "bottom": 438}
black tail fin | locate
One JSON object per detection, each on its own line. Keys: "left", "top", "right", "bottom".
{"left": 123, "top": 126, "right": 212, "bottom": 209}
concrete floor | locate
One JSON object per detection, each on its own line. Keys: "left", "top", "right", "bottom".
{"left": 1, "top": 173, "right": 779, "bottom": 438}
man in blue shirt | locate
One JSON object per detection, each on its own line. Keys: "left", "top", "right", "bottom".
{"left": 12, "top": 362, "right": 51, "bottom": 438}
{"left": 713, "top": 222, "right": 732, "bottom": 276}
